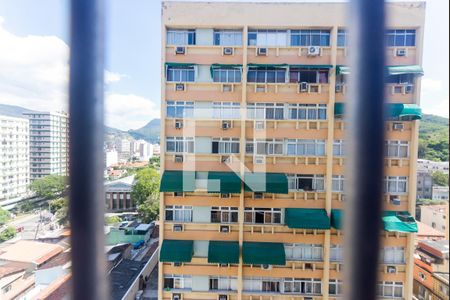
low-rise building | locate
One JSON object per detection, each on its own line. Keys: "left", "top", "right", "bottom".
{"left": 0, "top": 241, "right": 63, "bottom": 270}
{"left": 105, "top": 222, "right": 155, "bottom": 246}
{"left": 418, "top": 159, "right": 449, "bottom": 175}
{"left": 420, "top": 205, "right": 449, "bottom": 234}
{"left": 432, "top": 186, "right": 449, "bottom": 201}
{"left": 413, "top": 240, "right": 449, "bottom": 300}
{"left": 416, "top": 221, "right": 446, "bottom": 242}
{"left": 0, "top": 261, "right": 34, "bottom": 298}
{"left": 105, "top": 150, "right": 119, "bottom": 167}
{"left": 105, "top": 175, "right": 136, "bottom": 212}
{"left": 417, "top": 171, "right": 434, "bottom": 199}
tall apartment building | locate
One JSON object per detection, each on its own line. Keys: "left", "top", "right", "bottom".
{"left": 23, "top": 111, "right": 69, "bottom": 180}
{"left": 159, "top": 2, "right": 425, "bottom": 300}
{"left": 0, "top": 115, "right": 30, "bottom": 202}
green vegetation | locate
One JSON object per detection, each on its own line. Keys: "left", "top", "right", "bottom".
{"left": 30, "top": 175, "right": 68, "bottom": 199}
{"left": 149, "top": 156, "right": 160, "bottom": 169}
{"left": 49, "top": 198, "right": 69, "bottom": 225}
{"left": 419, "top": 114, "right": 449, "bottom": 162}
{"left": 18, "top": 200, "right": 34, "bottom": 213}
{"left": 432, "top": 171, "right": 449, "bottom": 186}
{"left": 0, "top": 208, "right": 11, "bottom": 225}
{"left": 132, "top": 167, "right": 160, "bottom": 223}
{"left": 105, "top": 215, "right": 121, "bottom": 225}
{"left": 0, "top": 226, "right": 17, "bottom": 242}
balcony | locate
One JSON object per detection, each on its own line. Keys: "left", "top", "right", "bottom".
{"left": 247, "top": 83, "right": 330, "bottom": 102}
{"left": 165, "top": 119, "right": 242, "bottom": 137}
{"left": 166, "top": 82, "right": 242, "bottom": 102}
{"left": 246, "top": 120, "right": 328, "bottom": 139}
{"left": 166, "top": 45, "right": 244, "bottom": 64}
{"left": 247, "top": 46, "right": 333, "bottom": 65}
{"left": 164, "top": 222, "right": 240, "bottom": 241}
{"left": 165, "top": 153, "right": 241, "bottom": 172}
{"left": 243, "top": 224, "right": 326, "bottom": 244}
{"left": 245, "top": 155, "right": 327, "bottom": 174}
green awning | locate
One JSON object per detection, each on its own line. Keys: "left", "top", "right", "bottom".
{"left": 387, "top": 65, "right": 424, "bottom": 76}
{"left": 285, "top": 208, "right": 330, "bottom": 229}
{"left": 382, "top": 211, "right": 418, "bottom": 233}
{"left": 247, "top": 63, "right": 288, "bottom": 68}
{"left": 159, "top": 240, "right": 194, "bottom": 263}
{"left": 208, "top": 241, "right": 240, "bottom": 264}
{"left": 210, "top": 64, "right": 243, "bottom": 77}
{"left": 386, "top": 104, "right": 422, "bottom": 120}
{"left": 289, "top": 64, "right": 333, "bottom": 69}
{"left": 160, "top": 171, "right": 196, "bottom": 192}
{"left": 207, "top": 172, "right": 242, "bottom": 194}
{"left": 336, "top": 65, "right": 350, "bottom": 75}
{"left": 244, "top": 172, "right": 288, "bottom": 194}
{"left": 331, "top": 209, "right": 343, "bottom": 230}
{"left": 242, "top": 242, "right": 286, "bottom": 265}
{"left": 165, "top": 62, "right": 197, "bottom": 68}
{"left": 334, "top": 103, "right": 345, "bottom": 117}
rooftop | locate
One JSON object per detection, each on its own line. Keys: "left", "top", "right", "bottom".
{"left": 417, "top": 240, "right": 450, "bottom": 259}
{"left": 417, "top": 221, "right": 446, "bottom": 238}
{"left": 109, "top": 259, "right": 147, "bottom": 300}
{"left": 0, "top": 241, "right": 63, "bottom": 266}
{"left": 434, "top": 272, "right": 450, "bottom": 284}
{"left": 0, "top": 262, "right": 26, "bottom": 279}
{"left": 421, "top": 204, "right": 448, "bottom": 213}
{"left": 105, "top": 174, "right": 136, "bottom": 186}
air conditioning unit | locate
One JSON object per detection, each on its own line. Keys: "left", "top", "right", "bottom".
{"left": 261, "top": 264, "right": 272, "bottom": 270}
{"left": 222, "top": 121, "right": 231, "bottom": 130}
{"left": 387, "top": 266, "right": 397, "bottom": 273}
{"left": 254, "top": 156, "right": 265, "bottom": 164}
{"left": 304, "top": 263, "right": 313, "bottom": 270}
{"left": 173, "top": 224, "right": 183, "bottom": 232}
{"left": 255, "top": 121, "right": 265, "bottom": 130}
{"left": 221, "top": 155, "right": 231, "bottom": 164}
{"left": 175, "top": 46, "right": 186, "bottom": 55}
{"left": 335, "top": 84, "right": 343, "bottom": 93}
{"left": 172, "top": 293, "right": 182, "bottom": 300}
{"left": 396, "top": 48, "right": 407, "bottom": 57}
{"left": 173, "top": 262, "right": 182, "bottom": 267}
{"left": 307, "top": 46, "right": 320, "bottom": 56}
{"left": 175, "top": 120, "right": 183, "bottom": 129}
{"left": 219, "top": 263, "right": 229, "bottom": 267}
{"left": 405, "top": 84, "right": 414, "bottom": 94}
{"left": 257, "top": 47, "right": 268, "bottom": 56}
{"left": 223, "top": 47, "right": 233, "bottom": 55}
{"left": 218, "top": 295, "right": 228, "bottom": 300}
{"left": 254, "top": 192, "right": 263, "bottom": 199}
{"left": 220, "top": 193, "right": 231, "bottom": 199}
{"left": 175, "top": 155, "right": 184, "bottom": 163}
{"left": 175, "top": 83, "right": 185, "bottom": 91}
{"left": 393, "top": 123, "right": 404, "bottom": 131}
{"left": 220, "top": 225, "right": 230, "bottom": 233}
{"left": 390, "top": 195, "right": 401, "bottom": 206}
{"left": 174, "top": 192, "right": 183, "bottom": 197}
{"left": 299, "top": 82, "right": 308, "bottom": 92}
{"left": 222, "top": 84, "right": 233, "bottom": 92}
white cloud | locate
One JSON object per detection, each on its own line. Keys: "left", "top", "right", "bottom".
{"left": 420, "top": 77, "right": 449, "bottom": 117}
{"left": 0, "top": 18, "right": 156, "bottom": 129}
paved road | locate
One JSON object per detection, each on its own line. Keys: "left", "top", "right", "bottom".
{"left": 6, "top": 211, "right": 54, "bottom": 240}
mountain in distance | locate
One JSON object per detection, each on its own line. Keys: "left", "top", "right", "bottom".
{"left": 0, "top": 103, "right": 36, "bottom": 118}
{"left": 128, "top": 119, "right": 161, "bottom": 143}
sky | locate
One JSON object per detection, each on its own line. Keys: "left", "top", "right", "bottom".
{"left": 0, "top": 0, "right": 448, "bottom": 131}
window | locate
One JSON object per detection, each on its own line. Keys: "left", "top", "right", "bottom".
{"left": 244, "top": 207, "right": 282, "bottom": 224}
{"left": 212, "top": 138, "right": 239, "bottom": 154}
{"left": 330, "top": 245, "right": 344, "bottom": 262}
{"left": 287, "top": 174, "right": 325, "bottom": 191}
{"left": 337, "top": 29, "right": 347, "bottom": 47}
{"left": 166, "top": 66, "right": 195, "bottom": 82}
{"left": 247, "top": 103, "right": 285, "bottom": 120}
{"left": 165, "top": 205, "right": 192, "bottom": 222}
{"left": 167, "top": 29, "right": 196, "bottom": 45}
{"left": 385, "top": 176, "right": 407, "bottom": 194}
{"left": 213, "top": 68, "right": 242, "bottom": 83}
{"left": 164, "top": 275, "right": 192, "bottom": 289}
{"left": 288, "top": 104, "right": 327, "bottom": 120}
{"left": 284, "top": 244, "right": 323, "bottom": 261}
{"left": 376, "top": 281, "right": 403, "bottom": 298}
{"left": 211, "top": 102, "right": 240, "bottom": 119}
{"left": 385, "top": 141, "right": 409, "bottom": 158}
{"left": 385, "top": 29, "right": 416, "bottom": 47}
{"left": 381, "top": 247, "right": 405, "bottom": 264}
{"left": 209, "top": 276, "right": 237, "bottom": 291}
{"left": 333, "top": 140, "right": 345, "bottom": 156}
{"left": 246, "top": 139, "right": 283, "bottom": 155}
{"left": 262, "top": 279, "right": 280, "bottom": 292}
{"left": 386, "top": 74, "right": 414, "bottom": 85}
{"left": 248, "top": 29, "right": 288, "bottom": 46}
{"left": 247, "top": 68, "right": 287, "bottom": 83}
{"left": 332, "top": 175, "right": 345, "bottom": 192}
{"left": 284, "top": 278, "right": 322, "bottom": 294}
{"left": 286, "top": 139, "right": 326, "bottom": 156}
{"left": 166, "top": 101, "right": 194, "bottom": 118}
{"left": 329, "top": 279, "right": 343, "bottom": 295}
{"left": 211, "top": 207, "right": 239, "bottom": 223}
{"left": 289, "top": 68, "right": 329, "bottom": 84}
{"left": 214, "top": 30, "right": 242, "bottom": 46}
{"left": 166, "top": 137, "right": 194, "bottom": 153}
{"left": 290, "top": 30, "right": 331, "bottom": 46}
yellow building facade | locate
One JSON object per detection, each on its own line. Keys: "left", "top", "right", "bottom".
{"left": 159, "top": 2, "right": 425, "bottom": 300}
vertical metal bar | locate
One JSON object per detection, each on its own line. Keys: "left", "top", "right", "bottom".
{"left": 69, "top": 0, "right": 107, "bottom": 299}
{"left": 345, "top": 0, "right": 385, "bottom": 299}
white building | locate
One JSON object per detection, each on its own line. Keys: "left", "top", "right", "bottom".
{"left": 104, "top": 150, "right": 118, "bottom": 167}
{"left": 420, "top": 205, "right": 449, "bottom": 234}
{"left": 418, "top": 159, "right": 449, "bottom": 174}
{"left": 432, "top": 186, "right": 449, "bottom": 201}
{"left": 132, "top": 139, "right": 154, "bottom": 161}
{"left": 23, "top": 111, "right": 69, "bottom": 181}
{"left": 0, "top": 115, "right": 30, "bottom": 202}
{"left": 115, "top": 139, "right": 131, "bottom": 162}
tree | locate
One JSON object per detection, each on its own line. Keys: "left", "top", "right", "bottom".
{"left": 149, "top": 156, "right": 160, "bottom": 169}
{"left": 0, "top": 226, "right": 17, "bottom": 242}
{"left": 132, "top": 167, "right": 160, "bottom": 222}
{"left": 432, "top": 171, "right": 449, "bottom": 187}
{"left": 49, "top": 198, "right": 69, "bottom": 225}
{"left": 30, "top": 175, "right": 68, "bottom": 199}
{"left": 19, "top": 200, "right": 34, "bottom": 213}
{"left": 49, "top": 198, "right": 67, "bottom": 215}
{"left": 105, "top": 215, "right": 121, "bottom": 225}
{"left": 0, "top": 208, "right": 11, "bottom": 225}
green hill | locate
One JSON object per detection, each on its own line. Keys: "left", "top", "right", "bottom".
{"left": 419, "top": 114, "right": 449, "bottom": 162}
